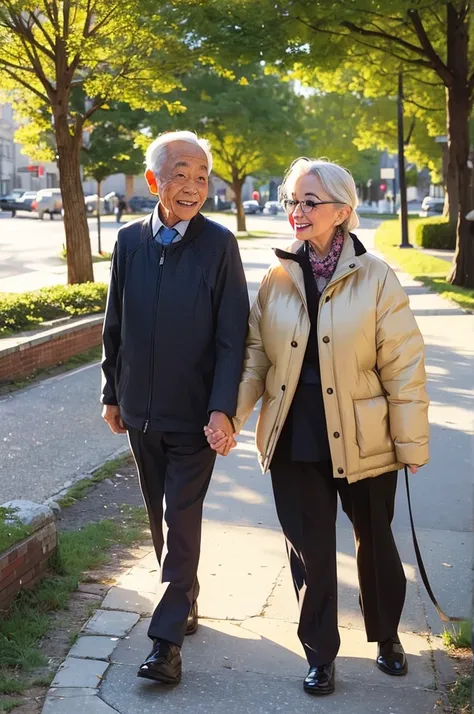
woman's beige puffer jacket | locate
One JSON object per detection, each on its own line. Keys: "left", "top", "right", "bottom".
{"left": 234, "top": 232, "right": 430, "bottom": 482}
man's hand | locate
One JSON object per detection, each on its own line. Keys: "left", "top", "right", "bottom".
{"left": 206, "top": 412, "right": 235, "bottom": 456}
{"left": 408, "top": 465, "right": 419, "bottom": 475}
{"left": 204, "top": 427, "right": 236, "bottom": 456}
{"left": 102, "top": 405, "right": 127, "bottom": 434}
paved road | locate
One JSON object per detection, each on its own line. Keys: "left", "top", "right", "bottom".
{"left": 0, "top": 220, "right": 472, "bottom": 635}
{"left": 0, "top": 211, "right": 288, "bottom": 291}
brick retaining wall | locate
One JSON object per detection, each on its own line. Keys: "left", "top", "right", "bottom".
{"left": 0, "top": 314, "right": 104, "bottom": 384}
{"left": 0, "top": 520, "right": 57, "bottom": 612}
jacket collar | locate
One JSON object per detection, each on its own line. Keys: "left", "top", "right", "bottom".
{"left": 140, "top": 211, "right": 206, "bottom": 247}
{"left": 274, "top": 232, "right": 367, "bottom": 307}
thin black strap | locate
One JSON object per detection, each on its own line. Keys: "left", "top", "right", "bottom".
{"left": 404, "top": 466, "right": 462, "bottom": 623}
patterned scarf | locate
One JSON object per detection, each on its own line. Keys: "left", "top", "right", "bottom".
{"left": 308, "top": 227, "right": 345, "bottom": 282}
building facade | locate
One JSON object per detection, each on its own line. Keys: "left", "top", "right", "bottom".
{"left": 0, "top": 102, "right": 60, "bottom": 196}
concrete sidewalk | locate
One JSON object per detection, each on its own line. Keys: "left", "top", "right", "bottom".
{"left": 40, "top": 226, "right": 472, "bottom": 713}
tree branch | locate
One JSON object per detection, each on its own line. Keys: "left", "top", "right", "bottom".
{"left": 404, "top": 117, "right": 416, "bottom": 145}
{"left": 85, "top": 3, "right": 122, "bottom": 38}
{"left": 42, "top": 0, "right": 59, "bottom": 31}
{"left": 340, "top": 20, "right": 429, "bottom": 58}
{"left": 29, "top": 11, "right": 56, "bottom": 52}
{"left": 407, "top": 10, "right": 451, "bottom": 83}
{"left": 2, "top": 68, "right": 49, "bottom": 102}
{"left": 404, "top": 98, "right": 444, "bottom": 112}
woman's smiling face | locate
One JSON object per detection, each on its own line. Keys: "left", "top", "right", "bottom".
{"left": 290, "top": 173, "right": 349, "bottom": 243}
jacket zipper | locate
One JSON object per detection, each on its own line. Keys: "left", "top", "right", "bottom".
{"left": 143, "top": 246, "right": 167, "bottom": 432}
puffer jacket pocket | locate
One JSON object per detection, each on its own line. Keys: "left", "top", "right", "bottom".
{"left": 354, "top": 396, "right": 393, "bottom": 458}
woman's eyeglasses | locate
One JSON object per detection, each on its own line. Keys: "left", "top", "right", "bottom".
{"left": 282, "top": 199, "right": 344, "bottom": 214}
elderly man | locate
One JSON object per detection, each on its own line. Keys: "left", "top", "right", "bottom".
{"left": 101, "top": 131, "right": 249, "bottom": 684}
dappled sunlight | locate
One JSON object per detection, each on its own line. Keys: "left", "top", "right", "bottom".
{"left": 212, "top": 472, "right": 233, "bottom": 484}
{"left": 425, "top": 364, "right": 449, "bottom": 376}
{"left": 213, "top": 485, "right": 265, "bottom": 505}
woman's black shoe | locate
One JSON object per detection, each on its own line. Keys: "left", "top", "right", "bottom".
{"left": 303, "top": 662, "right": 335, "bottom": 695}
{"left": 137, "top": 638, "right": 182, "bottom": 684}
{"left": 376, "top": 636, "right": 408, "bottom": 676}
{"left": 186, "top": 601, "right": 198, "bottom": 635}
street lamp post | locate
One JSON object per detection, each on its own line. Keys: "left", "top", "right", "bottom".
{"left": 398, "top": 72, "right": 412, "bottom": 248}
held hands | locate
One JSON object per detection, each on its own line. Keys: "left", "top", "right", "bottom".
{"left": 204, "top": 411, "right": 237, "bottom": 456}
{"left": 102, "top": 405, "right": 127, "bottom": 434}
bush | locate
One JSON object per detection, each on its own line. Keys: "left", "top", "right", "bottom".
{"left": 0, "top": 282, "right": 108, "bottom": 335}
{"left": 415, "top": 217, "right": 456, "bottom": 250}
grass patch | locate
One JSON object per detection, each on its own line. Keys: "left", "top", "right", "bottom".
{"left": 359, "top": 212, "right": 398, "bottom": 219}
{"left": 0, "top": 508, "right": 30, "bottom": 554}
{"left": 448, "top": 675, "right": 472, "bottom": 714}
{"left": 0, "top": 345, "right": 102, "bottom": 396}
{"left": 0, "top": 699, "right": 23, "bottom": 712}
{"left": 443, "top": 620, "right": 472, "bottom": 649}
{"left": 60, "top": 246, "right": 111, "bottom": 263}
{"left": 57, "top": 453, "right": 131, "bottom": 508}
{"left": 0, "top": 507, "right": 148, "bottom": 696}
{"left": 375, "top": 219, "right": 474, "bottom": 312}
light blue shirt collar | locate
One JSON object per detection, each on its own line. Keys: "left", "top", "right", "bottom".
{"left": 152, "top": 203, "right": 190, "bottom": 243}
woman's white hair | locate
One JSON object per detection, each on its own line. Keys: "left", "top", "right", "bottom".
{"left": 280, "top": 157, "right": 359, "bottom": 232}
{"left": 145, "top": 131, "right": 213, "bottom": 177}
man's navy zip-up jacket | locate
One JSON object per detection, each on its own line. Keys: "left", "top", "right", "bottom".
{"left": 101, "top": 212, "right": 250, "bottom": 433}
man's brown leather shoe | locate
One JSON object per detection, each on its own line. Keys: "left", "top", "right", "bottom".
{"left": 186, "top": 601, "right": 198, "bottom": 635}
{"left": 137, "top": 638, "right": 182, "bottom": 684}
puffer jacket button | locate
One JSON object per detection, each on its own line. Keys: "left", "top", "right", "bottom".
{"left": 333, "top": 432, "right": 340, "bottom": 439}
{"left": 291, "top": 340, "right": 298, "bottom": 347}
{"left": 337, "top": 467, "right": 344, "bottom": 475}
{"left": 327, "top": 388, "right": 333, "bottom": 394}
{"left": 349, "top": 263, "right": 355, "bottom": 269}
{"left": 322, "top": 336, "right": 330, "bottom": 344}
{"left": 325, "top": 296, "right": 330, "bottom": 303}
{"left": 281, "top": 385, "right": 286, "bottom": 391}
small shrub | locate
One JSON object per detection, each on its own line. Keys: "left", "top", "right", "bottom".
{"left": 0, "top": 283, "right": 108, "bottom": 335}
{"left": 415, "top": 217, "right": 456, "bottom": 250}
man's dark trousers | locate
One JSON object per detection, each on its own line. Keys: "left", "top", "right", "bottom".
{"left": 128, "top": 428, "right": 216, "bottom": 646}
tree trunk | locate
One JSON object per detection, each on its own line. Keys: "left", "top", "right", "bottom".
{"left": 442, "top": 143, "right": 458, "bottom": 227}
{"left": 232, "top": 179, "right": 247, "bottom": 232}
{"left": 446, "top": 6, "right": 473, "bottom": 288}
{"left": 125, "top": 175, "right": 134, "bottom": 201}
{"left": 55, "top": 114, "right": 94, "bottom": 284}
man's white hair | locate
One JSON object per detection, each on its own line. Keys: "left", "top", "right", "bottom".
{"left": 145, "top": 131, "right": 213, "bottom": 177}
{"left": 280, "top": 157, "right": 359, "bottom": 232}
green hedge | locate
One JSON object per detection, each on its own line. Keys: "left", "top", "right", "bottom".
{"left": 0, "top": 283, "right": 108, "bottom": 335}
{"left": 415, "top": 217, "right": 456, "bottom": 250}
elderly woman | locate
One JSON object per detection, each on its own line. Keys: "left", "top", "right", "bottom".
{"left": 206, "top": 158, "right": 429, "bottom": 696}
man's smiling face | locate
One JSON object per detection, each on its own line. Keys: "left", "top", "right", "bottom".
{"left": 149, "top": 140, "right": 209, "bottom": 226}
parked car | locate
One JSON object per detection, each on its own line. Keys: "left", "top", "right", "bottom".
{"left": 0, "top": 189, "right": 25, "bottom": 213}
{"left": 16, "top": 191, "right": 39, "bottom": 211}
{"left": 85, "top": 194, "right": 106, "bottom": 215}
{"left": 243, "top": 200, "right": 263, "bottom": 215}
{"left": 419, "top": 196, "right": 444, "bottom": 218}
{"left": 31, "top": 188, "right": 62, "bottom": 219}
{"left": 263, "top": 200, "right": 284, "bottom": 215}
{"left": 127, "top": 195, "right": 157, "bottom": 213}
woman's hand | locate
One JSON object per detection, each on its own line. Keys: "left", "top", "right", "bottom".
{"left": 204, "top": 426, "right": 237, "bottom": 456}
{"left": 408, "top": 465, "right": 419, "bottom": 475}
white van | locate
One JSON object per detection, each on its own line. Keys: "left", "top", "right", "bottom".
{"left": 32, "top": 189, "right": 62, "bottom": 219}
